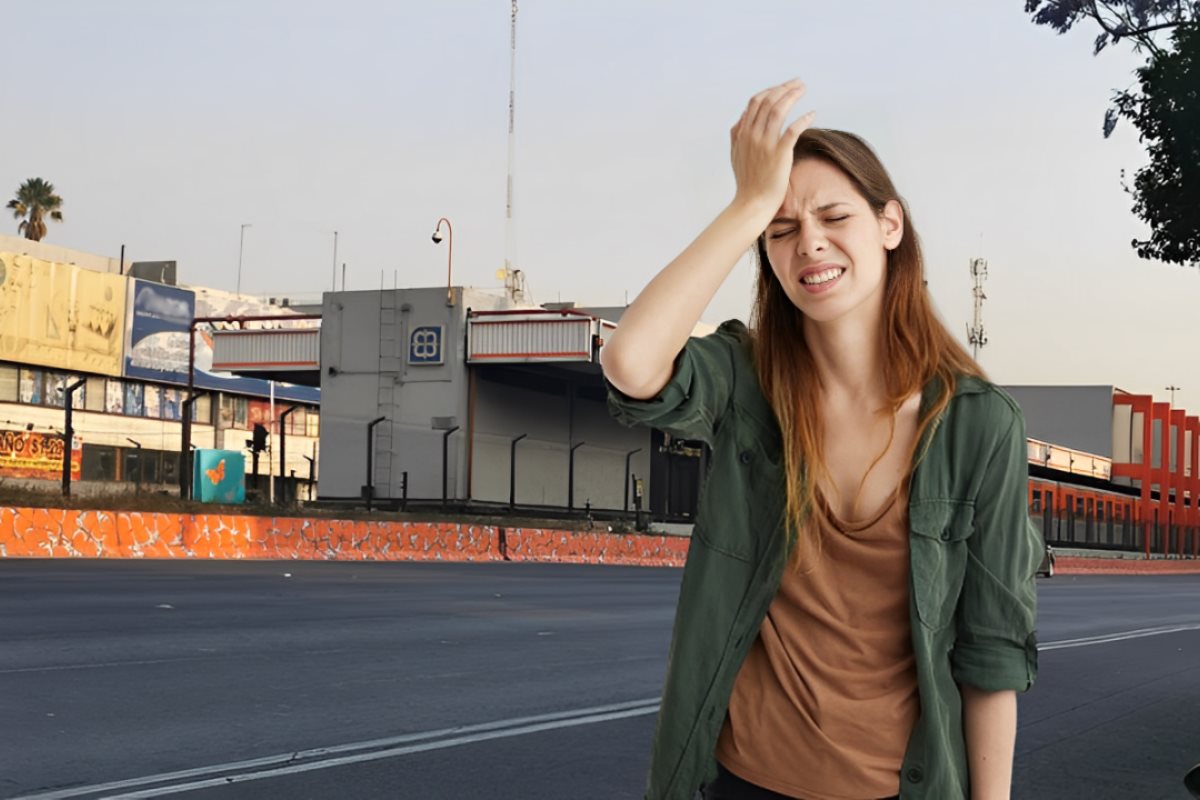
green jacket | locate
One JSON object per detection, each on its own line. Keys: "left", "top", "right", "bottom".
{"left": 607, "top": 320, "right": 1041, "bottom": 800}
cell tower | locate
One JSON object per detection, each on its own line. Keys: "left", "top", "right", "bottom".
{"left": 501, "top": 0, "right": 525, "bottom": 304}
{"left": 966, "top": 257, "right": 988, "bottom": 361}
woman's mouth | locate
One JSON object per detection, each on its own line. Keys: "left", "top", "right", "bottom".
{"left": 799, "top": 267, "right": 845, "bottom": 294}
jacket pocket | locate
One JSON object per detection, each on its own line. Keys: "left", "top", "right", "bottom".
{"left": 909, "top": 499, "right": 974, "bottom": 630}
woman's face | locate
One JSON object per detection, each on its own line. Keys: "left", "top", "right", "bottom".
{"left": 763, "top": 158, "right": 903, "bottom": 326}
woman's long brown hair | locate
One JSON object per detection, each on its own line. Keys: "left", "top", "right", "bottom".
{"left": 750, "top": 129, "right": 984, "bottom": 565}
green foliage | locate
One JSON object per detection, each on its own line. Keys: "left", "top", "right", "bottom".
{"left": 1025, "top": 2, "right": 1199, "bottom": 266}
{"left": 1114, "top": 24, "right": 1200, "bottom": 265}
{"left": 6, "top": 178, "right": 64, "bottom": 242}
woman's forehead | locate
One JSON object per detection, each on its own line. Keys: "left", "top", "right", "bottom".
{"left": 776, "top": 160, "right": 859, "bottom": 215}
{"left": 785, "top": 159, "right": 855, "bottom": 201}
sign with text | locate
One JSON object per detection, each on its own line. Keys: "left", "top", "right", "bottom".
{"left": 0, "top": 430, "right": 81, "bottom": 480}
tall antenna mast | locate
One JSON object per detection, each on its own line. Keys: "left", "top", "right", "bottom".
{"left": 966, "top": 257, "right": 988, "bottom": 361}
{"left": 503, "top": 0, "right": 523, "bottom": 303}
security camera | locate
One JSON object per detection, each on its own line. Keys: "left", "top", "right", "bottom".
{"left": 431, "top": 232, "right": 443, "bottom": 244}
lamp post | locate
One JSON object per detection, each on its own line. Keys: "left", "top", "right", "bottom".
{"left": 278, "top": 406, "right": 299, "bottom": 505}
{"left": 432, "top": 217, "right": 454, "bottom": 306}
{"left": 1167, "top": 385, "right": 1181, "bottom": 407}
{"left": 61, "top": 379, "right": 86, "bottom": 497}
{"left": 365, "top": 415, "right": 386, "bottom": 511}
{"left": 237, "top": 223, "right": 251, "bottom": 295}
{"left": 126, "top": 438, "right": 143, "bottom": 494}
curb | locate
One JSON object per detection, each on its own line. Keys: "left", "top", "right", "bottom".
{"left": 1055, "top": 556, "right": 1200, "bottom": 575}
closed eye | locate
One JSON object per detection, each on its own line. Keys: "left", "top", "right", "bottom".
{"left": 826, "top": 215, "right": 849, "bottom": 223}
{"left": 767, "top": 228, "right": 795, "bottom": 240}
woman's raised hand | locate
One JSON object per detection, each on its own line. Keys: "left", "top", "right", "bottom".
{"left": 730, "top": 79, "right": 815, "bottom": 218}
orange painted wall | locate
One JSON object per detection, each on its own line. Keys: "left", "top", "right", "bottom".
{"left": 6, "top": 506, "right": 1200, "bottom": 575}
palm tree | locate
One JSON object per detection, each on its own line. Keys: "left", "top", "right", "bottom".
{"left": 7, "top": 178, "right": 64, "bottom": 242}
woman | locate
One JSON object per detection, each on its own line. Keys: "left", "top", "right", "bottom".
{"left": 602, "top": 79, "right": 1041, "bottom": 800}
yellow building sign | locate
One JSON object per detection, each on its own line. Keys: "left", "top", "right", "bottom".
{"left": 0, "top": 252, "right": 127, "bottom": 376}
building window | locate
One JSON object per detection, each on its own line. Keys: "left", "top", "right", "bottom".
{"left": 306, "top": 410, "right": 320, "bottom": 438}
{"left": 192, "top": 394, "right": 213, "bottom": 424}
{"left": 124, "top": 383, "right": 145, "bottom": 417}
{"left": 19, "top": 369, "right": 42, "bottom": 404}
{"left": 85, "top": 377, "right": 106, "bottom": 412}
{"left": 143, "top": 385, "right": 161, "bottom": 419}
{"left": 106, "top": 379, "right": 124, "bottom": 414}
{"left": 162, "top": 451, "right": 180, "bottom": 484}
{"left": 123, "top": 448, "right": 161, "bottom": 484}
{"left": 81, "top": 444, "right": 118, "bottom": 481}
{"left": 0, "top": 365, "right": 17, "bottom": 402}
{"left": 162, "top": 389, "right": 182, "bottom": 421}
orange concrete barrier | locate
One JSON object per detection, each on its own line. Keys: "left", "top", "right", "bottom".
{"left": 0, "top": 506, "right": 689, "bottom": 567}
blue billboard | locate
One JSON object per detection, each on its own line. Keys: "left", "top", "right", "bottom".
{"left": 124, "top": 280, "right": 319, "bottom": 404}
{"left": 126, "top": 281, "right": 194, "bottom": 384}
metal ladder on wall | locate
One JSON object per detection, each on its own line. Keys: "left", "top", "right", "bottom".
{"left": 375, "top": 289, "right": 402, "bottom": 500}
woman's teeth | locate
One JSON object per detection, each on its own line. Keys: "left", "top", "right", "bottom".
{"left": 801, "top": 268, "right": 844, "bottom": 285}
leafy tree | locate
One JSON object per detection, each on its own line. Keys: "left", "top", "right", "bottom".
{"left": 6, "top": 178, "right": 65, "bottom": 242}
{"left": 1026, "top": 1, "right": 1200, "bottom": 266}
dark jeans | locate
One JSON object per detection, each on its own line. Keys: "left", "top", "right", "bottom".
{"left": 700, "top": 763, "right": 899, "bottom": 800}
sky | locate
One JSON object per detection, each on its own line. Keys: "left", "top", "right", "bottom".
{"left": 4, "top": 1, "right": 1197, "bottom": 411}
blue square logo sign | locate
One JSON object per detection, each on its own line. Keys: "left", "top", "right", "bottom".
{"left": 409, "top": 325, "right": 444, "bottom": 365}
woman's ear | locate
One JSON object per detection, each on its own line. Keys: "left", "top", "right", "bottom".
{"left": 880, "top": 199, "right": 904, "bottom": 251}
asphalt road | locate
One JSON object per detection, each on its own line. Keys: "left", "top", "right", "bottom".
{"left": 1, "top": 560, "right": 1197, "bottom": 800}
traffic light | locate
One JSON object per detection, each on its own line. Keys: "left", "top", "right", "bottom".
{"left": 250, "top": 423, "right": 269, "bottom": 453}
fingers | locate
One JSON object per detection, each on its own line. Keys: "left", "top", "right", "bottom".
{"left": 747, "top": 78, "right": 804, "bottom": 133}
{"left": 782, "top": 110, "right": 818, "bottom": 148}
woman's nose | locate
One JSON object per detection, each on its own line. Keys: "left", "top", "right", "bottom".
{"left": 797, "top": 225, "right": 827, "bottom": 257}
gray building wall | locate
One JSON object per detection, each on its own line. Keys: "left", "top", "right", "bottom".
{"left": 318, "top": 286, "right": 649, "bottom": 507}
{"left": 319, "top": 286, "right": 505, "bottom": 500}
{"left": 1001, "top": 385, "right": 1116, "bottom": 458}
{"left": 470, "top": 370, "right": 648, "bottom": 510}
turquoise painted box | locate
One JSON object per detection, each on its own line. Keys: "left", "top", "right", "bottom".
{"left": 192, "top": 449, "right": 246, "bottom": 504}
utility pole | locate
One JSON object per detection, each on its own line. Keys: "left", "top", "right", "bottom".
{"left": 966, "top": 257, "right": 989, "bottom": 361}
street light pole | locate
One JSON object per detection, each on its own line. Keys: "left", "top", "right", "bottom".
{"left": 432, "top": 218, "right": 454, "bottom": 306}
{"left": 237, "top": 223, "right": 251, "bottom": 295}
{"left": 126, "top": 438, "right": 143, "bottom": 494}
{"left": 1167, "top": 385, "right": 1181, "bottom": 407}
{"left": 61, "top": 379, "right": 86, "bottom": 497}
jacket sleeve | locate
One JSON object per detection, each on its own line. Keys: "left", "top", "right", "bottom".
{"left": 604, "top": 319, "right": 744, "bottom": 445}
{"left": 952, "top": 404, "right": 1041, "bottom": 693}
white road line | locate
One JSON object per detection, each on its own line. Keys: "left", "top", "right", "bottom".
{"left": 1040, "top": 623, "right": 1200, "bottom": 651}
{"left": 9, "top": 698, "right": 661, "bottom": 800}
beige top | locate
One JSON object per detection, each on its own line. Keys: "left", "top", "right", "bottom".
{"left": 715, "top": 486, "right": 919, "bottom": 800}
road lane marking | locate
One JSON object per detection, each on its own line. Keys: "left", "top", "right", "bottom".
{"left": 1041, "top": 622, "right": 1200, "bottom": 651}
{"left": 9, "top": 698, "right": 661, "bottom": 800}
{"left": 0, "top": 649, "right": 350, "bottom": 675}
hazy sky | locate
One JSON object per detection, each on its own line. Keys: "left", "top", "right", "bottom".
{"left": 5, "top": 1, "right": 1196, "bottom": 411}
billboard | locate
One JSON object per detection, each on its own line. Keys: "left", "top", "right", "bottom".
{"left": 125, "top": 281, "right": 194, "bottom": 384}
{"left": 123, "top": 280, "right": 319, "bottom": 404}
{"left": 0, "top": 429, "right": 81, "bottom": 480}
{"left": 0, "top": 252, "right": 127, "bottom": 376}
